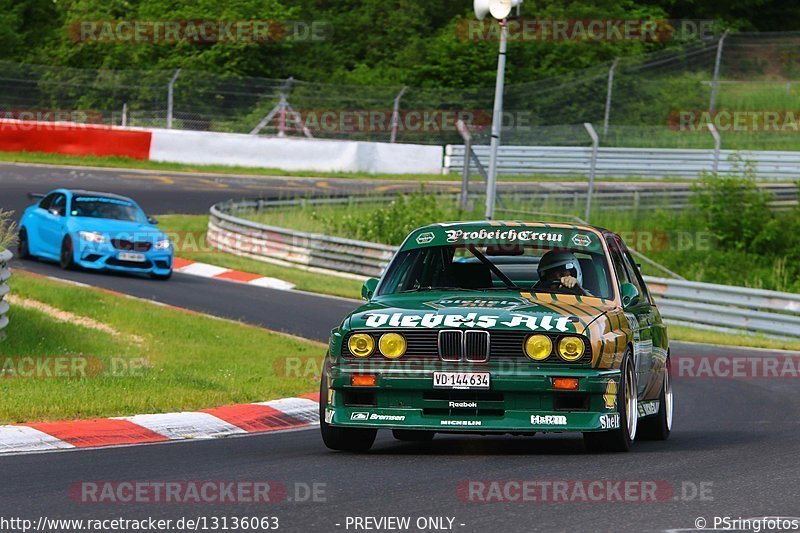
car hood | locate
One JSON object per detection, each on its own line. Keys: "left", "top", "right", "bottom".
{"left": 347, "top": 291, "right": 616, "bottom": 336}
{"left": 67, "top": 218, "right": 166, "bottom": 242}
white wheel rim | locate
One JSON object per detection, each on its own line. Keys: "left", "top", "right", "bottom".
{"left": 626, "top": 364, "right": 638, "bottom": 440}
{"left": 665, "top": 362, "right": 673, "bottom": 431}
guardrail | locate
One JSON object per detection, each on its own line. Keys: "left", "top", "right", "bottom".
{"left": 209, "top": 200, "right": 800, "bottom": 339}
{"left": 209, "top": 200, "right": 396, "bottom": 279}
{"left": 445, "top": 145, "right": 800, "bottom": 181}
{"left": 0, "top": 249, "right": 11, "bottom": 339}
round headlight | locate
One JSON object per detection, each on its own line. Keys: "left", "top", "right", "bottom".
{"left": 379, "top": 333, "right": 406, "bottom": 359}
{"left": 524, "top": 335, "right": 552, "bottom": 361}
{"left": 348, "top": 334, "right": 375, "bottom": 358}
{"left": 557, "top": 336, "right": 585, "bottom": 362}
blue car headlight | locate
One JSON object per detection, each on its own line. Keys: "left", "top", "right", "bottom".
{"left": 79, "top": 231, "right": 107, "bottom": 244}
{"left": 154, "top": 239, "right": 171, "bottom": 250}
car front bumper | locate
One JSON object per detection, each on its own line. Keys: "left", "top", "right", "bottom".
{"left": 75, "top": 245, "right": 173, "bottom": 275}
{"left": 326, "top": 363, "right": 622, "bottom": 433}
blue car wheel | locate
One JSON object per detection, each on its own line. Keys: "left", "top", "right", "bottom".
{"left": 59, "top": 236, "right": 76, "bottom": 270}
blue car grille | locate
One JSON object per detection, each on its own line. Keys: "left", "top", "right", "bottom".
{"left": 111, "top": 239, "right": 152, "bottom": 252}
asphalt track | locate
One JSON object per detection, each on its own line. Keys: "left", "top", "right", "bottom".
{"left": 1, "top": 162, "right": 799, "bottom": 532}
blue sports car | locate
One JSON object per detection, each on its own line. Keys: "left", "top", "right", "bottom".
{"left": 18, "top": 189, "right": 173, "bottom": 280}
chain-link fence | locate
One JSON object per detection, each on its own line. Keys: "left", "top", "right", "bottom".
{"left": 1, "top": 32, "right": 799, "bottom": 148}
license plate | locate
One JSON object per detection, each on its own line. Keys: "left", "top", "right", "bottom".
{"left": 433, "top": 372, "right": 490, "bottom": 390}
{"left": 118, "top": 252, "right": 146, "bottom": 262}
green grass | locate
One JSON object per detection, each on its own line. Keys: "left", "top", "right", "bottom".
{"left": 0, "top": 271, "right": 324, "bottom": 423}
{"left": 157, "top": 214, "right": 363, "bottom": 299}
{"left": 668, "top": 325, "right": 800, "bottom": 352}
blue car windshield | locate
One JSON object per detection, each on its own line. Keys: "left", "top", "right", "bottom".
{"left": 71, "top": 196, "right": 146, "bottom": 223}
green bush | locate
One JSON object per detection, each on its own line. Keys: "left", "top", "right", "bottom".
{"left": 690, "top": 160, "right": 800, "bottom": 291}
{"left": 309, "top": 190, "right": 463, "bottom": 246}
{"left": 0, "top": 209, "right": 17, "bottom": 250}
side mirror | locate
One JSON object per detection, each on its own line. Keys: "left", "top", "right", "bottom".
{"left": 148, "top": 216, "right": 159, "bottom": 225}
{"left": 362, "top": 278, "right": 379, "bottom": 300}
{"left": 49, "top": 207, "right": 63, "bottom": 217}
{"left": 620, "top": 282, "right": 640, "bottom": 309}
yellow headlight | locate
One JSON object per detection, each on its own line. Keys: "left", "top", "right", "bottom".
{"left": 379, "top": 333, "right": 407, "bottom": 359}
{"left": 348, "top": 334, "right": 375, "bottom": 358}
{"left": 524, "top": 335, "right": 552, "bottom": 361}
{"left": 558, "top": 336, "right": 585, "bottom": 362}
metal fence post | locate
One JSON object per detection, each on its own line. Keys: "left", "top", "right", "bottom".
{"left": 166, "top": 68, "right": 182, "bottom": 129}
{"left": 708, "top": 123, "right": 721, "bottom": 173}
{"left": 390, "top": 86, "right": 408, "bottom": 143}
{"left": 709, "top": 30, "right": 729, "bottom": 112}
{"left": 584, "top": 123, "right": 600, "bottom": 223}
{"left": 603, "top": 58, "right": 620, "bottom": 137}
{"left": 456, "top": 120, "right": 472, "bottom": 210}
{"left": 121, "top": 103, "right": 127, "bottom": 127}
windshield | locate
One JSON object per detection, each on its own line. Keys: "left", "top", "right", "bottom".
{"left": 378, "top": 244, "right": 614, "bottom": 300}
{"left": 71, "top": 196, "right": 146, "bottom": 223}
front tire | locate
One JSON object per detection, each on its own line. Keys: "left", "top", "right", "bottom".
{"left": 319, "top": 357, "right": 377, "bottom": 452}
{"left": 638, "top": 356, "right": 673, "bottom": 441}
{"left": 151, "top": 270, "right": 173, "bottom": 281}
{"left": 584, "top": 349, "right": 637, "bottom": 453}
{"left": 17, "top": 229, "right": 31, "bottom": 260}
{"left": 59, "top": 236, "right": 75, "bottom": 270}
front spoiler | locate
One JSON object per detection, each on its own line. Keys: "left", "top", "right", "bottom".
{"left": 326, "top": 407, "right": 620, "bottom": 433}
{"left": 327, "top": 365, "right": 623, "bottom": 433}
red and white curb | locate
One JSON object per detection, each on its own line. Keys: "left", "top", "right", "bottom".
{"left": 173, "top": 258, "right": 295, "bottom": 291}
{"left": 0, "top": 394, "right": 320, "bottom": 455}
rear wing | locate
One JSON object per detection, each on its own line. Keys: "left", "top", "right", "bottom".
{"left": 27, "top": 193, "right": 45, "bottom": 201}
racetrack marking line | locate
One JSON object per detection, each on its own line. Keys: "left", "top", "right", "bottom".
{"left": 27, "top": 419, "right": 169, "bottom": 448}
{"left": 173, "top": 257, "right": 296, "bottom": 291}
{"left": 0, "top": 397, "right": 321, "bottom": 457}
{"left": 0, "top": 426, "right": 76, "bottom": 454}
{"left": 119, "top": 412, "right": 247, "bottom": 440}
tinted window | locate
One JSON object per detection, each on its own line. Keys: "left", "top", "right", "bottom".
{"left": 378, "top": 244, "right": 614, "bottom": 300}
{"left": 71, "top": 196, "right": 146, "bottom": 222}
{"left": 50, "top": 194, "right": 67, "bottom": 216}
{"left": 622, "top": 251, "right": 652, "bottom": 304}
{"left": 606, "top": 237, "right": 631, "bottom": 287}
{"left": 39, "top": 193, "right": 56, "bottom": 211}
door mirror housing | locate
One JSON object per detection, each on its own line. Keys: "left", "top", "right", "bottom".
{"left": 620, "top": 282, "right": 640, "bottom": 309}
{"left": 362, "top": 278, "right": 379, "bottom": 300}
{"left": 148, "top": 216, "right": 159, "bottom": 225}
{"left": 48, "top": 207, "right": 64, "bottom": 217}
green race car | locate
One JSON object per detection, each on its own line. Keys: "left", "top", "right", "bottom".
{"left": 320, "top": 221, "right": 673, "bottom": 453}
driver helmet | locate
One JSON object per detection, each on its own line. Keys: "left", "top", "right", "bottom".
{"left": 538, "top": 250, "right": 583, "bottom": 286}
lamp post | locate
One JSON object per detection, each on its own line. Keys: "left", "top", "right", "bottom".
{"left": 475, "top": 0, "right": 521, "bottom": 219}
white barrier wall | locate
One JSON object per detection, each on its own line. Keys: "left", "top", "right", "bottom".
{"left": 150, "top": 129, "right": 444, "bottom": 174}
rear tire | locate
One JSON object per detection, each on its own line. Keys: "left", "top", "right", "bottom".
{"left": 17, "top": 229, "right": 31, "bottom": 260}
{"left": 392, "top": 429, "right": 435, "bottom": 442}
{"left": 59, "top": 236, "right": 75, "bottom": 270}
{"left": 637, "top": 356, "right": 673, "bottom": 441}
{"left": 319, "top": 358, "right": 376, "bottom": 453}
{"left": 584, "top": 349, "right": 637, "bottom": 453}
